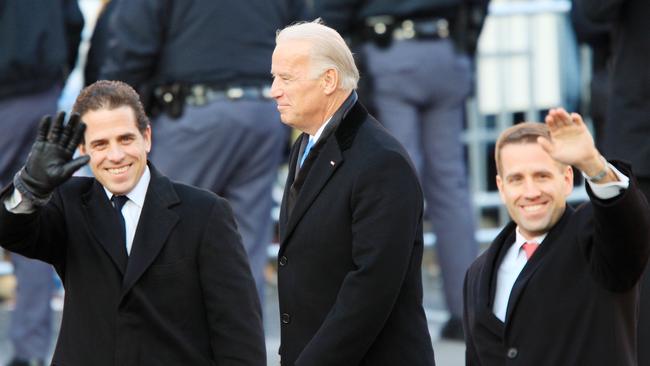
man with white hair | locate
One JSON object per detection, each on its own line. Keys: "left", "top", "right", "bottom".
{"left": 272, "top": 20, "right": 435, "bottom": 366}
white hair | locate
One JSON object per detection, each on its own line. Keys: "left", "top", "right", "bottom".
{"left": 276, "top": 19, "right": 360, "bottom": 91}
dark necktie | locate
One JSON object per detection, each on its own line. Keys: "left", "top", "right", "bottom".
{"left": 111, "top": 195, "right": 129, "bottom": 253}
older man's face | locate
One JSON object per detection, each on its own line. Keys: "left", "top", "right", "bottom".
{"left": 270, "top": 40, "right": 327, "bottom": 134}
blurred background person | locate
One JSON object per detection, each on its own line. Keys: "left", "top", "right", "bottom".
{"left": 312, "top": 0, "right": 489, "bottom": 340}
{"left": 84, "top": 0, "right": 118, "bottom": 87}
{"left": 569, "top": 0, "right": 611, "bottom": 149}
{"left": 0, "top": 1, "right": 83, "bottom": 365}
{"left": 577, "top": 0, "right": 650, "bottom": 364}
{"left": 101, "top": 0, "right": 306, "bottom": 305}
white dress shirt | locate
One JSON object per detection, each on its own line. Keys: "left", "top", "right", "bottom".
{"left": 492, "top": 230, "right": 547, "bottom": 321}
{"left": 104, "top": 166, "right": 150, "bottom": 255}
{"left": 312, "top": 116, "right": 332, "bottom": 144}
{"left": 492, "top": 162, "right": 630, "bottom": 322}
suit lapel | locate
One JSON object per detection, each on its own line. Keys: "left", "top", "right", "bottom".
{"left": 280, "top": 138, "right": 343, "bottom": 250}
{"left": 278, "top": 94, "right": 364, "bottom": 251}
{"left": 120, "top": 168, "right": 180, "bottom": 298}
{"left": 279, "top": 136, "right": 302, "bottom": 241}
{"left": 474, "top": 223, "right": 517, "bottom": 335}
{"left": 82, "top": 181, "right": 128, "bottom": 274}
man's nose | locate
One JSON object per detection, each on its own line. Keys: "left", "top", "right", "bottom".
{"left": 270, "top": 78, "right": 282, "bottom": 99}
{"left": 107, "top": 144, "right": 125, "bottom": 161}
{"left": 522, "top": 179, "right": 541, "bottom": 198}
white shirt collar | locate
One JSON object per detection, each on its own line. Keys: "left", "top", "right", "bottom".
{"left": 308, "top": 91, "right": 358, "bottom": 143}
{"left": 103, "top": 166, "right": 151, "bottom": 208}
{"left": 310, "top": 116, "right": 332, "bottom": 143}
{"left": 514, "top": 227, "right": 547, "bottom": 250}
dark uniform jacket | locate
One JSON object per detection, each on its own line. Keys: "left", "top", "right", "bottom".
{"left": 277, "top": 95, "right": 435, "bottom": 366}
{"left": 0, "top": 0, "right": 83, "bottom": 99}
{"left": 101, "top": 0, "right": 304, "bottom": 90}
{"left": 463, "top": 163, "right": 650, "bottom": 365}
{"left": 579, "top": 0, "right": 650, "bottom": 178}
{"left": 0, "top": 165, "right": 265, "bottom": 366}
{"left": 313, "top": 0, "right": 489, "bottom": 57}
{"left": 578, "top": 3, "right": 650, "bottom": 363}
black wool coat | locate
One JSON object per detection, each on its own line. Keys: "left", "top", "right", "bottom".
{"left": 277, "top": 98, "right": 435, "bottom": 366}
{"left": 0, "top": 165, "right": 266, "bottom": 366}
{"left": 463, "top": 164, "right": 650, "bottom": 366}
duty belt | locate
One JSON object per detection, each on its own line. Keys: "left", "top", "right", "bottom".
{"left": 151, "top": 83, "right": 272, "bottom": 119}
{"left": 154, "top": 84, "right": 272, "bottom": 107}
{"left": 185, "top": 85, "right": 272, "bottom": 106}
{"left": 363, "top": 16, "right": 451, "bottom": 48}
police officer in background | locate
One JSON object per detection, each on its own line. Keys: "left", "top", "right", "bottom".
{"left": 569, "top": 0, "right": 611, "bottom": 149}
{"left": 313, "top": 0, "right": 489, "bottom": 340}
{"left": 0, "top": 1, "right": 83, "bottom": 365}
{"left": 577, "top": 0, "right": 650, "bottom": 363}
{"left": 101, "top": 0, "right": 306, "bottom": 305}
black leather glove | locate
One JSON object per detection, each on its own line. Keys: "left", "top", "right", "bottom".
{"left": 14, "top": 112, "right": 90, "bottom": 205}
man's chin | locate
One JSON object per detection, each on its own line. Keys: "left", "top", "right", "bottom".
{"left": 279, "top": 118, "right": 294, "bottom": 127}
{"left": 519, "top": 222, "right": 550, "bottom": 237}
{"left": 102, "top": 180, "right": 132, "bottom": 196}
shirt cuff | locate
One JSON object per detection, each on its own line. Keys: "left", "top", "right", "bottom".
{"left": 583, "top": 162, "right": 630, "bottom": 200}
{"left": 3, "top": 189, "right": 36, "bottom": 214}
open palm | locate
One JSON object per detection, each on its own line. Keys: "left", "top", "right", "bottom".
{"left": 538, "top": 108, "right": 598, "bottom": 168}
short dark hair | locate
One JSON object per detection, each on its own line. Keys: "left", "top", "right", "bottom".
{"left": 495, "top": 122, "right": 557, "bottom": 176}
{"left": 72, "top": 80, "right": 150, "bottom": 142}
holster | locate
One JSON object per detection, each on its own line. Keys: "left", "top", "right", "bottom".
{"left": 150, "top": 83, "right": 188, "bottom": 119}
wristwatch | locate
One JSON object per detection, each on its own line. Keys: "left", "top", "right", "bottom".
{"left": 586, "top": 156, "right": 609, "bottom": 183}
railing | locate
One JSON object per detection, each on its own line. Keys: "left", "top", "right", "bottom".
{"left": 465, "top": 0, "right": 586, "bottom": 247}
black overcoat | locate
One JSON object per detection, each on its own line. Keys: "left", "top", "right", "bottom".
{"left": 277, "top": 99, "right": 435, "bottom": 366}
{"left": 0, "top": 165, "right": 265, "bottom": 366}
{"left": 463, "top": 164, "right": 650, "bottom": 365}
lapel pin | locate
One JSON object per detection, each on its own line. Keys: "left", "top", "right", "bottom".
{"left": 330, "top": 161, "right": 335, "bottom": 166}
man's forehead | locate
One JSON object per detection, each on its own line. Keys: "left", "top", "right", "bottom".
{"left": 81, "top": 106, "right": 139, "bottom": 132}
{"left": 272, "top": 57, "right": 310, "bottom": 79}
{"left": 81, "top": 105, "right": 135, "bottom": 120}
{"left": 501, "top": 147, "right": 566, "bottom": 177}
{"left": 500, "top": 142, "right": 547, "bottom": 163}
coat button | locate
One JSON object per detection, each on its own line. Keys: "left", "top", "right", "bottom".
{"left": 281, "top": 313, "right": 291, "bottom": 324}
{"left": 279, "top": 256, "right": 288, "bottom": 266}
{"left": 506, "top": 347, "right": 518, "bottom": 359}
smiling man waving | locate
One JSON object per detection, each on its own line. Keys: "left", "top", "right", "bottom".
{"left": 463, "top": 108, "right": 650, "bottom": 365}
{"left": 0, "top": 80, "right": 265, "bottom": 366}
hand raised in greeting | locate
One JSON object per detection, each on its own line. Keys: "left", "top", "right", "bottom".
{"left": 14, "top": 112, "right": 90, "bottom": 205}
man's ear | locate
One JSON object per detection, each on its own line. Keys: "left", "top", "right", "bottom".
{"left": 143, "top": 125, "right": 152, "bottom": 153}
{"left": 563, "top": 165, "right": 574, "bottom": 196}
{"left": 78, "top": 143, "right": 87, "bottom": 155}
{"left": 322, "top": 68, "right": 339, "bottom": 95}
{"left": 496, "top": 174, "right": 505, "bottom": 202}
